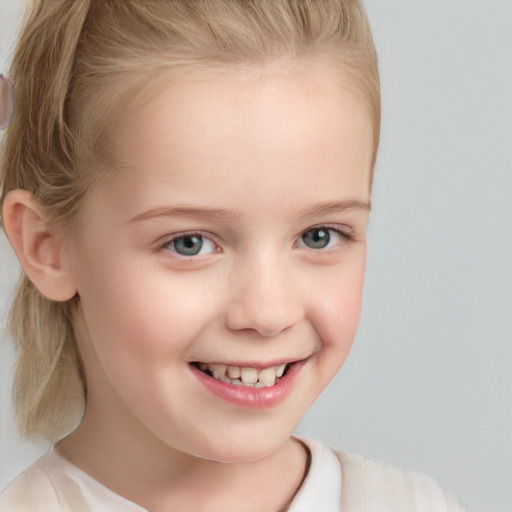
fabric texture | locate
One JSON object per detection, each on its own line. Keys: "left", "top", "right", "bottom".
{"left": 0, "top": 437, "right": 466, "bottom": 512}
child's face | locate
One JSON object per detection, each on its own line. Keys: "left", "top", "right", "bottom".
{"left": 67, "top": 63, "right": 373, "bottom": 463}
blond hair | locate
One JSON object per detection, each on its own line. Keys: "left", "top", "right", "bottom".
{"left": 0, "top": 74, "right": 15, "bottom": 130}
{"left": 0, "top": 0, "right": 380, "bottom": 442}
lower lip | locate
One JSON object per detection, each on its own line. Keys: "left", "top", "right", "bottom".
{"left": 190, "top": 360, "right": 306, "bottom": 409}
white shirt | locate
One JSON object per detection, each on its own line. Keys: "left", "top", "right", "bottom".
{"left": 0, "top": 437, "right": 466, "bottom": 512}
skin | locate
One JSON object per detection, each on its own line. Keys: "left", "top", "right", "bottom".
{"left": 3, "top": 62, "right": 373, "bottom": 511}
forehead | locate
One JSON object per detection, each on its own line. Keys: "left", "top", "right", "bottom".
{"left": 97, "top": 63, "right": 373, "bottom": 218}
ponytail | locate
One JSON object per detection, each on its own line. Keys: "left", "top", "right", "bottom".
{"left": 10, "top": 278, "right": 84, "bottom": 441}
{"left": 1, "top": 0, "right": 91, "bottom": 441}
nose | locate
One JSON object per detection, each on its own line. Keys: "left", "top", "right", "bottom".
{"left": 225, "top": 254, "right": 305, "bottom": 338}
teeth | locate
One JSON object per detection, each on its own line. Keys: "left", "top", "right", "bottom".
{"left": 240, "top": 367, "right": 259, "bottom": 385}
{"left": 275, "top": 363, "right": 287, "bottom": 378}
{"left": 210, "top": 363, "right": 226, "bottom": 380}
{"left": 258, "top": 367, "right": 276, "bottom": 387}
{"left": 197, "top": 362, "right": 289, "bottom": 387}
{"left": 227, "top": 366, "right": 241, "bottom": 379}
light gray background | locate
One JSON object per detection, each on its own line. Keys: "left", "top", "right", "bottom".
{"left": 1, "top": 1, "right": 511, "bottom": 511}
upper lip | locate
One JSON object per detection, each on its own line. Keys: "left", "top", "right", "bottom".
{"left": 189, "top": 357, "right": 308, "bottom": 369}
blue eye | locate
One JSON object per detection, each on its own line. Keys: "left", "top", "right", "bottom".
{"left": 301, "top": 227, "right": 347, "bottom": 250}
{"left": 165, "top": 234, "right": 217, "bottom": 256}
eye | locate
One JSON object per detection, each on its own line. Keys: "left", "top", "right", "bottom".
{"left": 163, "top": 233, "right": 217, "bottom": 256}
{"left": 300, "top": 227, "right": 350, "bottom": 250}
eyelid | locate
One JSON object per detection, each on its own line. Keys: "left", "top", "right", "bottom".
{"left": 159, "top": 230, "right": 221, "bottom": 255}
{"left": 302, "top": 224, "right": 354, "bottom": 239}
{"left": 296, "top": 224, "right": 355, "bottom": 251}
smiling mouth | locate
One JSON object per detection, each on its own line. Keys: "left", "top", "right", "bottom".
{"left": 190, "top": 362, "right": 292, "bottom": 388}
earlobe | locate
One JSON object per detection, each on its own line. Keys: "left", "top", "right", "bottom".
{"left": 2, "top": 190, "right": 77, "bottom": 302}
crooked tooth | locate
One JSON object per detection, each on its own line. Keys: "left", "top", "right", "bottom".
{"left": 258, "top": 366, "right": 276, "bottom": 387}
{"left": 240, "top": 367, "right": 258, "bottom": 385}
{"left": 198, "top": 361, "right": 288, "bottom": 387}
{"left": 227, "top": 366, "right": 241, "bottom": 379}
{"left": 210, "top": 364, "right": 226, "bottom": 379}
{"left": 275, "top": 363, "right": 287, "bottom": 378}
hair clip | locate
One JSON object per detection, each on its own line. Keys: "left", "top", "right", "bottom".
{"left": 0, "top": 74, "right": 15, "bottom": 130}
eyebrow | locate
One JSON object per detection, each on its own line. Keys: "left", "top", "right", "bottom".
{"left": 290, "top": 199, "right": 372, "bottom": 219}
{"left": 127, "top": 199, "right": 371, "bottom": 224}
{"left": 128, "top": 206, "right": 242, "bottom": 223}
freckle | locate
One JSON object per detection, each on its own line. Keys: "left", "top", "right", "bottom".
{"left": 0, "top": 74, "right": 15, "bottom": 131}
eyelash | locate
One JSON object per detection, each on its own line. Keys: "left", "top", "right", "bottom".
{"left": 296, "top": 226, "right": 355, "bottom": 254}
{"left": 159, "top": 225, "right": 354, "bottom": 257}
{"left": 160, "top": 231, "right": 219, "bottom": 257}
{"left": 301, "top": 225, "right": 354, "bottom": 244}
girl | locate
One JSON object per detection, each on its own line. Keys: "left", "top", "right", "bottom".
{"left": 0, "top": 1, "right": 466, "bottom": 511}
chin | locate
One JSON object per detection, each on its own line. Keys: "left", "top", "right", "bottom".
{"left": 190, "top": 427, "right": 293, "bottom": 465}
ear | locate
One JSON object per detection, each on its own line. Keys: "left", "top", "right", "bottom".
{"left": 2, "top": 190, "right": 77, "bottom": 302}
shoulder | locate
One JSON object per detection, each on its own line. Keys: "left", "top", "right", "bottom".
{"left": 0, "top": 452, "right": 64, "bottom": 512}
{"left": 0, "top": 450, "right": 147, "bottom": 512}
{"left": 335, "top": 450, "right": 467, "bottom": 512}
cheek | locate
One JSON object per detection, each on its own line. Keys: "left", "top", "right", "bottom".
{"left": 311, "top": 253, "right": 366, "bottom": 351}
{"left": 297, "top": 257, "right": 367, "bottom": 404}
{"left": 74, "top": 253, "right": 221, "bottom": 363}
